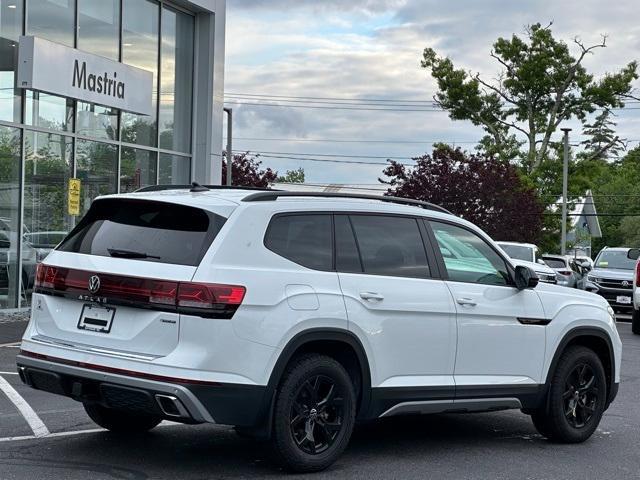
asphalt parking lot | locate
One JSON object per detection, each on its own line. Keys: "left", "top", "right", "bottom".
{"left": 0, "top": 318, "right": 638, "bottom": 480}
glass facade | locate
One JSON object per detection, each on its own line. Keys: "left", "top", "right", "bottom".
{"left": 0, "top": 0, "right": 196, "bottom": 310}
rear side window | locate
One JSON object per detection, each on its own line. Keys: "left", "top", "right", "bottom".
{"left": 58, "top": 199, "right": 225, "bottom": 266}
{"left": 265, "top": 214, "right": 333, "bottom": 270}
{"left": 349, "top": 215, "right": 430, "bottom": 278}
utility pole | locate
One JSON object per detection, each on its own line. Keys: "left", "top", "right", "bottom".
{"left": 223, "top": 107, "right": 232, "bottom": 186}
{"left": 560, "top": 128, "right": 571, "bottom": 255}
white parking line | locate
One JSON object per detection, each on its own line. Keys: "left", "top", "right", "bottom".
{"left": 0, "top": 342, "right": 20, "bottom": 348}
{"left": 0, "top": 372, "right": 18, "bottom": 375}
{"left": 0, "top": 375, "right": 50, "bottom": 438}
{"left": 0, "top": 421, "right": 180, "bottom": 443}
{"left": 0, "top": 428, "right": 104, "bottom": 443}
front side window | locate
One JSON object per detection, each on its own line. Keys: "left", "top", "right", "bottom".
{"left": 265, "top": 215, "right": 332, "bottom": 271}
{"left": 430, "top": 221, "right": 510, "bottom": 286}
{"left": 349, "top": 215, "right": 430, "bottom": 278}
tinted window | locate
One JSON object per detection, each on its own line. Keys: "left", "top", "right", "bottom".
{"left": 498, "top": 243, "right": 534, "bottom": 262}
{"left": 430, "top": 221, "right": 510, "bottom": 286}
{"left": 265, "top": 215, "right": 332, "bottom": 270}
{"left": 335, "top": 215, "right": 362, "bottom": 273}
{"left": 349, "top": 215, "right": 430, "bottom": 278}
{"left": 543, "top": 258, "right": 567, "bottom": 269}
{"left": 595, "top": 250, "right": 636, "bottom": 270}
{"left": 58, "top": 199, "right": 224, "bottom": 266}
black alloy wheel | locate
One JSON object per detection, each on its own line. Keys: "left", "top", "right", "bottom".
{"left": 530, "top": 345, "right": 606, "bottom": 443}
{"left": 272, "top": 353, "right": 356, "bottom": 473}
{"left": 290, "top": 374, "right": 345, "bottom": 455}
{"left": 562, "top": 363, "right": 599, "bottom": 429}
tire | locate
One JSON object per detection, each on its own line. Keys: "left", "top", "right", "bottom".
{"left": 531, "top": 346, "right": 607, "bottom": 443}
{"left": 83, "top": 403, "right": 162, "bottom": 433}
{"left": 271, "top": 354, "right": 356, "bottom": 473}
{"left": 632, "top": 309, "right": 640, "bottom": 335}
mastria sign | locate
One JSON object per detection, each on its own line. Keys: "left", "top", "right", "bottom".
{"left": 17, "top": 36, "right": 153, "bottom": 116}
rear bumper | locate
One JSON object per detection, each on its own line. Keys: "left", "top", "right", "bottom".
{"left": 16, "top": 353, "right": 268, "bottom": 427}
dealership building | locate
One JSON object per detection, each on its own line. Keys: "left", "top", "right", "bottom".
{"left": 0, "top": 0, "right": 226, "bottom": 309}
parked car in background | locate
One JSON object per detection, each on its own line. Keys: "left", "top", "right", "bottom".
{"left": 23, "top": 231, "right": 68, "bottom": 262}
{"left": 542, "top": 255, "right": 588, "bottom": 289}
{"left": 0, "top": 219, "right": 38, "bottom": 298}
{"left": 586, "top": 247, "right": 637, "bottom": 313}
{"left": 496, "top": 241, "right": 557, "bottom": 284}
{"left": 629, "top": 249, "right": 640, "bottom": 334}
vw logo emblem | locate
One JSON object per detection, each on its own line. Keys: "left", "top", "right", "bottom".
{"left": 88, "top": 275, "right": 101, "bottom": 294}
{"left": 622, "top": 280, "right": 630, "bottom": 288}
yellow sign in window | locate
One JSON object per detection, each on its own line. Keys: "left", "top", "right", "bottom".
{"left": 68, "top": 178, "right": 81, "bottom": 216}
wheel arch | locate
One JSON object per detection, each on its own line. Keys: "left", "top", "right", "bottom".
{"left": 266, "top": 328, "right": 372, "bottom": 419}
{"left": 545, "top": 326, "right": 616, "bottom": 406}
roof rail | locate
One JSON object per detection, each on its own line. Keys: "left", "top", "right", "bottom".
{"left": 134, "top": 184, "right": 275, "bottom": 193}
{"left": 241, "top": 191, "right": 453, "bottom": 215}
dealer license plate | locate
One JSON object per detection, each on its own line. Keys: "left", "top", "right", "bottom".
{"left": 77, "top": 304, "right": 115, "bottom": 333}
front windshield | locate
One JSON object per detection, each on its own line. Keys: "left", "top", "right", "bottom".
{"left": 594, "top": 250, "right": 636, "bottom": 270}
{"left": 498, "top": 244, "right": 534, "bottom": 262}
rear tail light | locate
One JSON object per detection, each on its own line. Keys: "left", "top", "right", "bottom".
{"left": 635, "top": 260, "right": 640, "bottom": 287}
{"left": 34, "top": 264, "right": 245, "bottom": 318}
{"left": 177, "top": 283, "right": 246, "bottom": 309}
{"left": 558, "top": 270, "right": 573, "bottom": 276}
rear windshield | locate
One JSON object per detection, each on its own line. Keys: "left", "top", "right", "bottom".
{"left": 58, "top": 198, "right": 226, "bottom": 266}
{"left": 498, "top": 244, "right": 534, "bottom": 262}
{"left": 543, "top": 258, "right": 566, "bottom": 269}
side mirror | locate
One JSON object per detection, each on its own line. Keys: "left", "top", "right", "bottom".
{"left": 537, "top": 259, "right": 546, "bottom": 265}
{"left": 627, "top": 249, "right": 640, "bottom": 261}
{"left": 514, "top": 265, "right": 539, "bottom": 290}
{"left": 579, "top": 260, "right": 592, "bottom": 270}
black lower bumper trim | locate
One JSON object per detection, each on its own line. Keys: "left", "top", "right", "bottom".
{"left": 17, "top": 362, "right": 268, "bottom": 427}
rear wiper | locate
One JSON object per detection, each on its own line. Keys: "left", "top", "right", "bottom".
{"left": 107, "top": 248, "right": 161, "bottom": 259}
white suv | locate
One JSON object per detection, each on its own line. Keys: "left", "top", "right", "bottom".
{"left": 17, "top": 186, "right": 622, "bottom": 472}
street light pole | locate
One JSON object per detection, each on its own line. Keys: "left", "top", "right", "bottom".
{"left": 223, "top": 107, "right": 232, "bottom": 186}
{"left": 560, "top": 128, "right": 571, "bottom": 255}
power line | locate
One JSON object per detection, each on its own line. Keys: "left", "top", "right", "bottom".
{"left": 224, "top": 92, "right": 435, "bottom": 103}
{"left": 223, "top": 101, "right": 444, "bottom": 112}
{"left": 233, "top": 149, "right": 413, "bottom": 160}
{"left": 228, "top": 136, "right": 480, "bottom": 144}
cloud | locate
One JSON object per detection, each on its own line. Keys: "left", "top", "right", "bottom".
{"left": 225, "top": 0, "right": 640, "bottom": 183}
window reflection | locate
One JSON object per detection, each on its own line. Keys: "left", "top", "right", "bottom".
{"left": 0, "top": 0, "right": 22, "bottom": 123}
{"left": 0, "top": 126, "right": 22, "bottom": 308}
{"left": 23, "top": 130, "right": 73, "bottom": 307}
{"left": 159, "top": 153, "right": 190, "bottom": 184}
{"left": 159, "top": 8, "right": 194, "bottom": 153}
{"left": 120, "top": 147, "right": 157, "bottom": 192}
{"left": 121, "top": 0, "right": 159, "bottom": 147}
{"left": 78, "top": 0, "right": 120, "bottom": 60}
{"left": 77, "top": 102, "right": 118, "bottom": 140}
{"left": 26, "top": 91, "right": 74, "bottom": 132}
{"left": 76, "top": 139, "right": 118, "bottom": 215}
{"left": 26, "top": 0, "right": 75, "bottom": 47}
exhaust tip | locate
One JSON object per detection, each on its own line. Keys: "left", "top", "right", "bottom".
{"left": 155, "top": 394, "right": 189, "bottom": 418}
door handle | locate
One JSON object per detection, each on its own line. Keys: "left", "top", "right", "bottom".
{"left": 456, "top": 297, "right": 477, "bottom": 307}
{"left": 360, "top": 292, "right": 384, "bottom": 301}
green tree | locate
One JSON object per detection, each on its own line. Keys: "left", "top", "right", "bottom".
{"left": 618, "top": 216, "right": 640, "bottom": 247}
{"left": 277, "top": 168, "right": 305, "bottom": 183}
{"left": 580, "top": 109, "right": 626, "bottom": 161}
{"left": 421, "top": 23, "right": 638, "bottom": 170}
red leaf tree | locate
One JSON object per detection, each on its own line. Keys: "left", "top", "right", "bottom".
{"left": 222, "top": 152, "right": 278, "bottom": 187}
{"left": 382, "top": 145, "right": 544, "bottom": 243}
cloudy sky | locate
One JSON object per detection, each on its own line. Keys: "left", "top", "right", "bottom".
{"left": 225, "top": 0, "right": 640, "bottom": 184}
